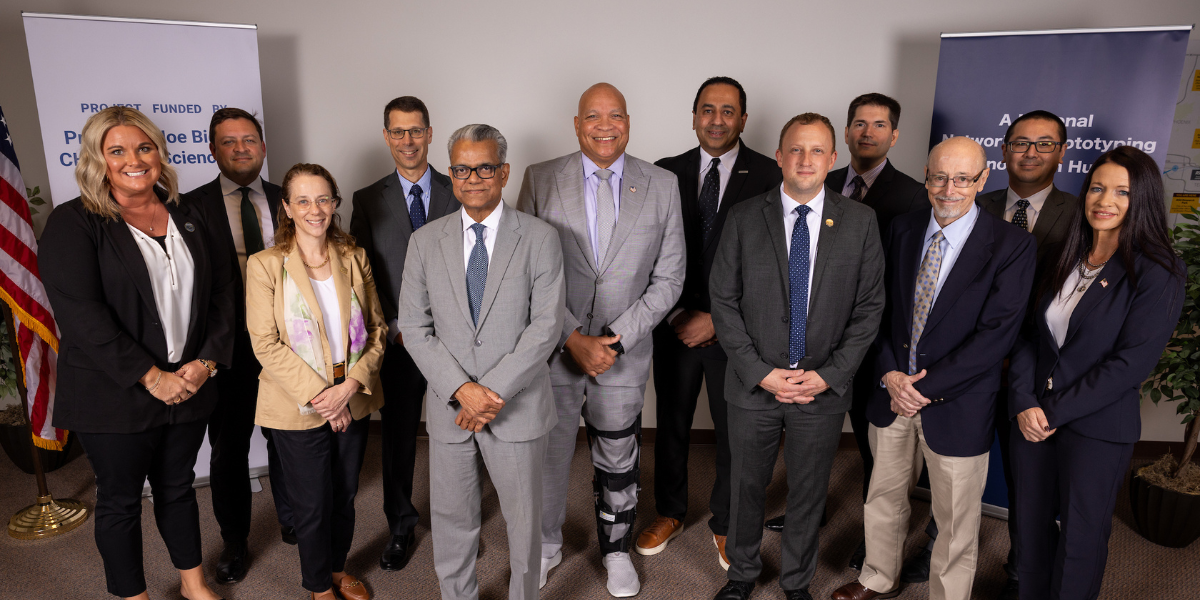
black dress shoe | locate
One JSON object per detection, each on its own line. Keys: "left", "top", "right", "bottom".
{"left": 996, "top": 578, "right": 1019, "bottom": 600}
{"left": 215, "top": 542, "right": 248, "bottom": 584}
{"left": 899, "top": 547, "right": 932, "bottom": 583}
{"left": 784, "top": 588, "right": 813, "bottom": 600}
{"left": 281, "top": 525, "right": 298, "bottom": 545}
{"left": 379, "top": 532, "right": 415, "bottom": 571}
{"left": 848, "top": 540, "right": 866, "bottom": 570}
{"left": 713, "top": 580, "right": 755, "bottom": 600}
{"left": 764, "top": 514, "right": 785, "bottom": 532}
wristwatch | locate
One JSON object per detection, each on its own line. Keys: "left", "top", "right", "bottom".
{"left": 602, "top": 327, "right": 625, "bottom": 355}
{"left": 198, "top": 359, "right": 218, "bottom": 378}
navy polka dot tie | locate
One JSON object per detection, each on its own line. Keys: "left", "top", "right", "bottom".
{"left": 1012, "top": 198, "right": 1030, "bottom": 232}
{"left": 466, "top": 223, "right": 488, "bottom": 325}
{"left": 789, "top": 205, "right": 811, "bottom": 365}
{"left": 409, "top": 184, "right": 427, "bottom": 231}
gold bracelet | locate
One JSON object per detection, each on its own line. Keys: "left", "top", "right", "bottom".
{"left": 146, "top": 370, "right": 163, "bottom": 394}
{"left": 198, "top": 359, "right": 218, "bottom": 378}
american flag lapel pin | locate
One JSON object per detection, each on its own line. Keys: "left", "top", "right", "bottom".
{"left": 630, "top": 186, "right": 636, "bottom": 193}
{"left": 1100, "top": 279, "right": 1108, "bottom": 287}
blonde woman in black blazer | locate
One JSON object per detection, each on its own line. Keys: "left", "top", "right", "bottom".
{"left": 39, "top": 106, "right": 234, "bottom": 600}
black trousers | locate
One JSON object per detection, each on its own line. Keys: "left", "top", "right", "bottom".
{"left": 378, "top": 342, "right": 426, "bottom": 536}
{"left": 273, "top": 417, "right": 370, "bottom": 593}
{"left": 78, "top": 419, "right": 208, "bottom": 598}
{"left": 726, "top": 404, "right": 843, "bottom": 591}
{"left": 1011, "top": 427, "right": 1134, "bottom": 600}
{"left": 651, "top": 322, "right": 731, "bottom": 535}
{"left": 208, "top": 331, "right": 292, "bottom": 545}
{"left": 995, "top": 386, "right": 1020, "bottom": 580}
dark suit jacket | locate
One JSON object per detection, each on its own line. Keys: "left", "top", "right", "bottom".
{"left": 826, "top": 160, "right": 926, "bottom": 239}
{"left": 39, "top": 193, "right": 236, "bottom": 434}
{"left": 183, "top": 176, "right": 281, "bottom": 331}
{"left": 710, "top": 186, "right": 886, "bottom": 414}
{"left": 1009, "top": 253, "right": 1184, "bottom": 444}
{"left": 977, "top": 185, "right": 1078, "bottom": 265}
{"left": 350, "top": 168, "right": 458, "bottom": 328}
{"left": 870, "top": 207, "right": 1036, "bottom": 457}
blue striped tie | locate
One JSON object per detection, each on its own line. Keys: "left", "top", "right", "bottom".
{"left": 789, "top": 205, "right": 811, "bottom": 365}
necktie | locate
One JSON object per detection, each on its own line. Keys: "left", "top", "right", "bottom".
{"left": 466, "top": 223, "right": 488, "bottom": 325}
{"left": 909, "top": 230, "right": 945, "bottom": 374}
{"left": 239, "top": 187, "right": 264, "bottom": 255}
{"left": 1011, "top": 198, "right": 1030, "bottom": 232}
{"left": 594, "top": 168, "right": 616, "bottom": 264}
{"left": 849, "top": 175, "right": 866, "bottom": 202}
{"left": 698, "top": 158, "right": 721, "bottom": 244}
{"left": 409, "top": 183, "right": 427, "bottom": 231}
{"left": 789, "top": 205, "right": 812, "bottom": 365}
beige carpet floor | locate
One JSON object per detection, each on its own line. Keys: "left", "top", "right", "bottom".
{"left": 1, "top": 434, "right": 1196, "bottom": 599}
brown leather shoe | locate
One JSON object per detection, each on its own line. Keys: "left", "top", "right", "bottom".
{"left": 333, "top": 573, "right": 370, "bottom": 600}
{"left": 634, "top": 516, "right": 683, "bottom": 555}
{"left": 830, "top": 581, "right": 900, "bottom": 600}
{"left": 714, "top": 534, "right": 729, "bottom": 570}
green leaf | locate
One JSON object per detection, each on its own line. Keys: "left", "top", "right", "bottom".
{"left": 1151, "top": 388, "right": 1163, "bottom": 403}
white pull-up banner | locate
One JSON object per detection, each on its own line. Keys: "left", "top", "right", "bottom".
{"left": 22, "top": 12, "right": 269, "bottom": 206}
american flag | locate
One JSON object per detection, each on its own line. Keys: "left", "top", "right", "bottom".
{"left": 0, "top": 106, "right": 63, "bottom": 450}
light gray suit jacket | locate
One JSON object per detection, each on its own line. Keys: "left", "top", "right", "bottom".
{"left": 397, "top": 205, "right": 566, "bottom": 443}
{"left": 517, "top": 151, "right": 686, "bottom": 387}
{"left": 709, "top": 186, "right": 886, "bottom": 414}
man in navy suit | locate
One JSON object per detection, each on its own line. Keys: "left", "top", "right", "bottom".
{"left": 832, "top": 137, "right": 1035, "bottom": 600}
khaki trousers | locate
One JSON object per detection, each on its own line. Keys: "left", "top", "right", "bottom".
{"left": 860, "top": 414, "right": 989, "bottom": 600}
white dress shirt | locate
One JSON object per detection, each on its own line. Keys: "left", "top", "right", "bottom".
{"left": 1003, "top": 183, "right": 1053, "bottom": 232}
{"left": 461, "top": 200, "right": 504, "bottom": 271}
{"left": 699, "top": 141, "right": 740, "bottom": 209}
{"left": 840, "top": 158, "right": 888, "bottom": 199}
{"left": 309, "top": 276, "right": 346, "bottom": 364}
{"left": 1046, "top": 263, "right": 1097, "bottom": 348}
{"left": 127, "top": 217, "right": 195, "bottom": 363}
{"left": 781, "top": 185, "right": 825, "bottom": 314}
{"left": 219, "top": 174, "right": 275, "bottom": 282}
{"left": 582, "top": 153, "right": 625, "bottom": 263}
{"left": 920, "top": 200, "right": 980, "bottom": 304}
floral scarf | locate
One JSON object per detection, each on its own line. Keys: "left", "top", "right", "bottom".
{"left": 282, "top": 256, "right": 368, "bottom": 414}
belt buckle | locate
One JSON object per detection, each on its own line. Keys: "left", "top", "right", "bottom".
{"left": 332, "top": 362, "right": 347, "bottom": 379}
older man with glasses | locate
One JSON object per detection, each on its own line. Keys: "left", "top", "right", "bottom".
{"left": 350, "top": 96, "right": 461, "bottom": 573}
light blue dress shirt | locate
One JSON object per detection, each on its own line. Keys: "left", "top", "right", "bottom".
{"left": 581, "top": 153, "right": 625, "bottom": 263}
{"left": 397, "top": 165, "right": 433, "bottom": 217}
{"left": 920, "top": 200, "right": 980, "bottom": 303}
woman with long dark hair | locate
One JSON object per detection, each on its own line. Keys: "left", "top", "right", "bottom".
{"left": 1008, "top": 146, "right": 1184, "bottom": 600}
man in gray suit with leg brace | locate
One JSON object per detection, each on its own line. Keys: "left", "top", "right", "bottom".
{"left": 518, "top": 82, "right": 686, "bottom": 598}
{"left": 709, "top": 113, "right": 886, "bottom": 600}
{"left": 399, "top": 124, "right": 566, "bottom": 600}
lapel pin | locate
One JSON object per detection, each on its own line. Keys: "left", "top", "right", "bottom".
{"left": 629, "top": 186, "right": 636, "bottom": 193}
{"left": 184, "top": 222, "right": 195, "bottom": 232}
{"left": 825, "top": 219, "right": 834, "bottom": 227}
{"left": 1100, "top": 279, "right": 1108, "bottom": 287}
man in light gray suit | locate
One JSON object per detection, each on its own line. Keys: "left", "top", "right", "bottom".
{"left": 399, "top": 124, "right": 566, "bottom": 600}
{"left": 517, "top": 82, "right": 686, "bottom": 598}
{"left": 708, "top": 113, "right": 885, "bottom": 600}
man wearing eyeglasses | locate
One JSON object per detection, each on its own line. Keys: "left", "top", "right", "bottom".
{"left": 350, "top": 96, "right": 461, "bottom": 573}
{"left": 832, "top": 136, "right": 1035, "bottom": 600}
{"left": 518, "top": 82, "right": 685, "bottom": 598}
{"left": 975, "top": 110, "right": 1077, "bottom": 600}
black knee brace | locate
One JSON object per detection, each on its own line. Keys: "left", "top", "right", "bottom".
{"left": 587, "top": 415, "right": 642, "bottom": 554}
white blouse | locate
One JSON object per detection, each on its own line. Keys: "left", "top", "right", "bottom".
{"left": 126, "top": 217, "right": 195, "bottom": 362}
{"left": 309, "top": 276, "right": 346, "bottom": 364}
{"left": 1045, "top": 262, "right": 1102, "bottom": 348}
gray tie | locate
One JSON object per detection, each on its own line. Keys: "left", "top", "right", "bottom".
{"left": 466, "top": 223, "right": 488, "bottom": 326}
{"left": 594, "top": 168, "right": 616, "bottom": 264}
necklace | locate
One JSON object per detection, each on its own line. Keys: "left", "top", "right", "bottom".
{"left": 125, "top": 201, "right": 162, "bottom": 233}
{"left": 301, "top": 254, "right": 330, "bottom": 269}
{"left": 1076, "top": 259, "right": 1106, "bottom": 293}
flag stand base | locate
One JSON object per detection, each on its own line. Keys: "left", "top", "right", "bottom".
{"left": 8, "top": 493, "right": 88, "bottom": 540}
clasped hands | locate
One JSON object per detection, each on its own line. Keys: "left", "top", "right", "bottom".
{"left": 671, "top": 310, "right": 717, "bottom": 348}
{"left": 882, "top": 370, "right": 930, "bottom": 417}
{"left": 453, "top": 381, "right": 506, "bottom": 432}
{"left": 311, "top": 378, "right": 361, "bottom": 433}
{"left": 565, "top": 330, "right": 621, "bottom": 378}
{"left": 1017, "top": 407, "right": 1056, "bottom": 442}
{"left": 759, "top": 368, "right": 829, "bottom": 404}
{"left": 142, "top": 361, "right": 212, "bottom": 406}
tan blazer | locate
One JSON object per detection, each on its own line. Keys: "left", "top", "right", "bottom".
{"left": 246, "top": 243, "right": 387, "bottom": 430}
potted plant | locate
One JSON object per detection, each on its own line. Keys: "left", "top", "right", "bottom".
{"left": 1135, "top": 206, "right": 1200, "bottom": 548}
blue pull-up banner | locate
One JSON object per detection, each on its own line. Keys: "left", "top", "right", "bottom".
{"left": 930, "top": 26, "right": 1192, "bottom": 198}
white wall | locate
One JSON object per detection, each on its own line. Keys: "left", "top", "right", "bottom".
{"left": 1, "top": 0, "right": 1196, "bottom": 441}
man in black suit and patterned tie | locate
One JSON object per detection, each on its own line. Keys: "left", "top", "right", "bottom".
{"left": 184, "top": 107, "right": 292, "bottom": 584}
{"left": 350, "top": 96, "right": 461, "bottom": 572}
{"left": 635, "top": 77, "right": 781, "bottom": 570}
{"left": 975, "top": 109, "right": 1078, "bottom": 600}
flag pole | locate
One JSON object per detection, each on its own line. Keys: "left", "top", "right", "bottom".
{"left": 4, "top": 302, "right": 88, "bottom": 539}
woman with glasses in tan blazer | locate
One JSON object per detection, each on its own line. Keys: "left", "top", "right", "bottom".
{"left": 245, "top": 163, "right": 386, "bottom": 600}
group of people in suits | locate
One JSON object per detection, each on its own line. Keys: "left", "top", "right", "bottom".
{"left": 35, "top": 74, "right": 1182, "bottom": 600}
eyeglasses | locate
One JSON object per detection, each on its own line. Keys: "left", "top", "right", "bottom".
{"left": 291, "top": 196, "right": 334, "bottom": 209}
{"left": 926, "top": 169, "right": 985, "bottom": 189}
{"left": 450, "top": 164, "right": 500, "bottom": 180}
{"left": 386, "top": 127, "right": 428, "bottom": 140}
{"left": 1006, "top": 140, "right": 1064, "bottom": 153}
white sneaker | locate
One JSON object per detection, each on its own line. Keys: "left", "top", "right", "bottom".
{"left": 603, "top": 552, "right": 641, "bottom": 598}
{"left": 539, "top": 551, "right": 561, "bottom": 589}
